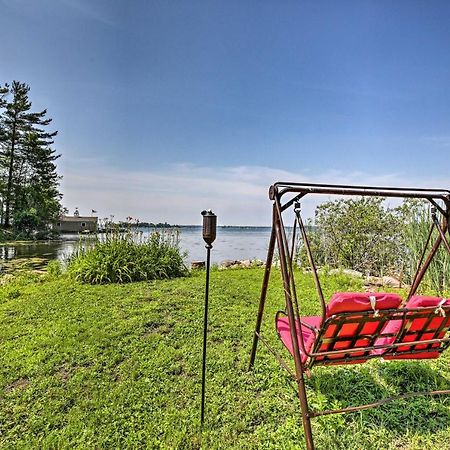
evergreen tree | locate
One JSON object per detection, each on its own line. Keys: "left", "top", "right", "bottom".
{"left": 0, "top": 81, "right": 61, "bottom": 235}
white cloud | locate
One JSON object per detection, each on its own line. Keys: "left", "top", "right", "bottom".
{"left": 59, "top": 163, "right": 449, "bottom": 226}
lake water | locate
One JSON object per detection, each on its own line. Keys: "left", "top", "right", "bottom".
{"left": 0, "top": 226, "right": 282, "bottom": 272}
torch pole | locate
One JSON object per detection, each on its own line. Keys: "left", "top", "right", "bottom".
{"left": 200, "top": 209, "right": 216, "bottom": 432}
{"left": 201, "top": 243, "right": 212, "bottom": 430}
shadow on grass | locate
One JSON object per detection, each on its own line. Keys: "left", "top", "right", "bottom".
{"left": 308, "top": 360, "right": 450, "bottom": 436}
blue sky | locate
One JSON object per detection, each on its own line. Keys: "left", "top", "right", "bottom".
{"left": 1, "top": 0, "right": 450, "bottom": 225}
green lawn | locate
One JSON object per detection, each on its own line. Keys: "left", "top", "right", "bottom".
{"left": 1, "top": 268, "right": 450, "bottom": 449}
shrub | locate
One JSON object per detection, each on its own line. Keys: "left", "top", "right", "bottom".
{"left": 67, "top": 230, "right": 187, "bottom": 284}
{"left": 300, "top": 197, "right": 403, "bottom": 277}
{"left": 46, "top": 259, "right": 63, "bottom": 276}
{"left": 297, "top": 197, "right": 450, "bottom": 292}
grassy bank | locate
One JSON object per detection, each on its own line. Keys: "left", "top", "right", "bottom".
{"left": 1, "top": 268, "right": 450, "bottom": 449}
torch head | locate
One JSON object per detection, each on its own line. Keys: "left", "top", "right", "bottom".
{"left": 201, "top": 209, "right": 217, "bottom": 246}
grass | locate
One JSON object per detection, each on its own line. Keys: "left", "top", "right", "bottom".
{"left": 1, "top": 268, "right": 450, "bottom": 449}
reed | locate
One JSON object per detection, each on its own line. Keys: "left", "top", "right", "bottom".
{"left": 401, "top": 201, "right": 450, "bottom": 294}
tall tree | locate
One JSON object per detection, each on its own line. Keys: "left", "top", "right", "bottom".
{"left": 0, "top": 81, "right": 60, "bottom": 232}
{"left": 0, "top": 84, "right": 9, "bottom": 225}
{"left": 13, "top": 133, "right": 61, "bottom": 235}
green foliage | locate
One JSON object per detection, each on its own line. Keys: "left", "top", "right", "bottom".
{"left": 304, "top": 197, "right": 403, "bottom": 276}
{"left": 46, "top": 259, "right": 63, "bottom": 276}
{"left": 298, "top": 197, "right": 449, "bottom": 292}
{"left": 67, "top": 230, "right": 187, "bottom": 284}
{"left": 0, "top": 81, "right": 61, "bottom": 236}
{"left": 399, "top": 199, "right": 450, "bottom": 293}
{"left": 0, "top": 269, "right": 449, "bottom": 449}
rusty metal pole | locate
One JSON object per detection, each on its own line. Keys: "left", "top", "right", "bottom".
{"left": 200, "top": 210, "right": 217, "bottom": 430}
{"left": 249, "top": 205, "right": 277, "bottom": 369}
{"left": 274, "top": 198, "right": 315, "bottom": 450}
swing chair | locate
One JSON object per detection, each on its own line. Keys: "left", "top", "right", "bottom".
{"left": 249, "top": 182, "right": 450, "bottom": 450}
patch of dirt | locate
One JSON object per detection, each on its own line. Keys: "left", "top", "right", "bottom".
{"left": 56, "top": 365, "right": 74, "bottom": 382}
{"left": 141, "top": 320, "right": 174, "bottom": 338}
{"left": 5, "top": 377, "right": 29, "bottom": 393}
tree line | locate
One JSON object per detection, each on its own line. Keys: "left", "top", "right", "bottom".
{"left": 0, "top": 81, "right": 61, "bottom": 239}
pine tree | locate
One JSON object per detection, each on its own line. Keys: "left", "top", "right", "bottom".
{"left": 0, "top": 81, "right": 61, "bottom": 234}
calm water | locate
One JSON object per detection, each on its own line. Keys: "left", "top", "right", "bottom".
{"left": 0, "top": 227, "right": 280, "bottom": 272}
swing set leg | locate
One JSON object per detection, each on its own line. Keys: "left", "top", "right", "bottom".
{"left": 249, "top": 218, "right": 276, "bottom": 369}
{"left": 296, "top": 366, "right": 315, "bottom": 450}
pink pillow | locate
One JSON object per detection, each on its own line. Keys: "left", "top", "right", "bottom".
{"left": 372, "top": 295, "right": 450, "bottom": 357}
{"left": 327, "top": 292, "right": 402, "bottom": 316}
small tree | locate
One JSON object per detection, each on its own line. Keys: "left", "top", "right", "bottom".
{"left": 306, "top": 197, "right": 404, "bottom": 276}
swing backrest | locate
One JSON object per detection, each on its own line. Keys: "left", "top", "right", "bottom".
{"left": 373, "top": 295, "right": 450, "bottom": 359}
{"left": 310, "top": 292, "right": 402, "bottom": 365}
{"left": 309, "top": 294, "right": 450, "bottom": 367}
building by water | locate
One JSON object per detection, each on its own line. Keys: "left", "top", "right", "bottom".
{"left": 55, "top": 209, "right": 98, "bottom": 233}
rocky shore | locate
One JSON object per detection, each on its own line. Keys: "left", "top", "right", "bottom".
{"left": 191, "top": 260, "right": 405, "bottom": 289}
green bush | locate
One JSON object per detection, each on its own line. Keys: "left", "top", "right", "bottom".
{"left": 299, "top": 197, "right": 403, "bottom": 277}
{"left": 297, "top": 197, "right": 450, "bottom": 292}
{"left": 46, "top": 259, "right": 62, "bottom": 276}
{"left": 67, "top": 230, "right": 187, "bottom": 284}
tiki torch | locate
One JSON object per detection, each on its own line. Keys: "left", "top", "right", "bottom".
{"left": 200, "top": 209, "right": 217, "bottom": 430}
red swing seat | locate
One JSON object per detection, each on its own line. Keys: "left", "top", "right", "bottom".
{"left": 277, "top": 293, "right": 450, "bottom": 367}
{"left": 374, "top": 295, "right": 450, "bottom": 359}
{"left": 276, "top": 292, "right": 402, "bottom": 366}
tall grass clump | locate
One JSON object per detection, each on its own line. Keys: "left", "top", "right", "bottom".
{"left": 67, "top": 230, "right": 187, "bottom": 284}
{"left": 400, "top": 199, "right": 450, "bottom": 293}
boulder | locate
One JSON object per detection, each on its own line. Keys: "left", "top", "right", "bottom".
{"left": 221, "top": 259, "right": 238, "bottom": 268}
{"left": 382, "top": 276, "right": 402, "bottom": 288}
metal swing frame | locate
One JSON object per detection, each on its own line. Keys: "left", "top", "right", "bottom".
{"left": 249, "top": 182, "right": 450, "bottom": 450}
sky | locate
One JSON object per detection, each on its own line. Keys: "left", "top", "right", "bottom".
{"left": 1, "top": 0, "right": 450, "bottom": 225}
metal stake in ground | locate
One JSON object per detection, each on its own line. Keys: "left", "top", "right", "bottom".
{"left": 200, "top": 209, "right": 217, "bottom": 430}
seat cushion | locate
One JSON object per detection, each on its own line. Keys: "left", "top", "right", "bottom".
{"left": 327, "top": 292, "right": 402, "bottom": 316}
{"left": 372, "top": 295, "right": 450, "bottom": 358}
{"left": 276, "top": 292, "right": 402, "bottom": 365}
{"left": 313, "top": 292, "right": 402, "bottom": 363}
{"left": 276, "top": 315, "right": 321, "bottom": 363}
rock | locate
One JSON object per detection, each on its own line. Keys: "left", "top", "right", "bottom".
{"left": 221, "top": 259, "right": 238, "bottom": 268}
{"left": 0, "top": 274, "right": 15, "bottom": 285}
{"left": 365, "top": 276, "right": 384, "bottom": 286}
{"left": 218, "top": 258, "right": 267, "bottom": 269}
{"left": 382, "top": 276, "right": 402, "bottom": 288}
{"left": 191, "top": 261, "right": 205, "bottom": 270}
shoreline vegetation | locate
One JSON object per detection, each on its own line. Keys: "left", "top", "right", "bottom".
{"left": 3, "top": 196, "right": 449, "bottom": 293}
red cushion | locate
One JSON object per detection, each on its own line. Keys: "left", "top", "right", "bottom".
{"left": 277, "top": 292, "right": 402, "bottom": 365}
{"left": 327, "top": 292, "right": 402, "bottom": 316}
{"left": 314, "top": 292, "right": 402, "bottom": 363}
{"left": 276, "top": 315, "right": 321, "bottom": 363}
{"left": 373, "top": 295, "right": 450, "bottom": 359}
